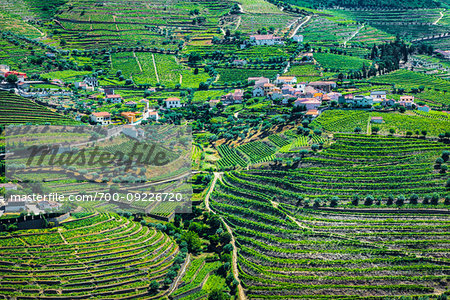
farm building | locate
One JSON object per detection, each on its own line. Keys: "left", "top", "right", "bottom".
{"left": 294, "top": 98, "right": 321, "bottom": 110}
{"left": 371, "top": 117, "right": 383, "bottom": 124}
{"left": 0, "top": 183, "right": 17, "bottom": 191}
{"left": 121, "top": 112, "right": 138, "bottom": 123}
{"left": 252, "top": 86, "right": 264, "bottom": 97}
{"left": 148, "top": 111, "right": 159, "bottom": 121}
{"left": 90, "top": 112, "right": 111, "bottom": 125}
{"left": 249, "top": 77, "right": 270, "bottom": 88}
{"left": 274, "top": 75, "right": 297, "bottom": 85}
{"left": 249, "top": 34, "right": 284, "bottom": 46}
{"left": 122, "top": 125, "right": 145, "bottom": 139}
{"left": 305, "top": 109, "right": 320, "bottom": 117}
{"left": 308, "top": 81, "right": 336, "bottom": 93}
{"left": 398, "top": 95, "right": 415, "bottom": 107}
{"left": 125, "top": 101, "right": 137, "bottom": 107}
{"left": 417, "top": 105, "right": 431, "bottom": 112}
{"left": 370, "top": 91, "right": 387, "bottom": 102}
{"left": 165, "top": 97, "right": 182, "bottom": 108}
{"left": 37, "top": 201, "right": 61, "bottom": 211}
{"left": 5, "top": 201, "right": 26, "bottom": 213}
{"left": 221, "top": 89, "right": 243, "bottom": 104}
{"left": 106, "top": 94, "right": 122, "bottom": 103}
{"left": 3, "top": 71, "right": 27, "bottom": 82}
{"left": 292, "top": 35, "right": 304, "bottom": 43}
{"left": 84, "top": 77, "right": 99, "bottom": 87}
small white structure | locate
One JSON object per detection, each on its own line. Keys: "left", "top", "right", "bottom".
{"left": 292, "top": 35, "right": 304, "bottom": 43}
{"left": 165, "top": 97, "right": 182, "bottom": 108}
{"left": 84, "top": 77, "right": 99, "bottom": 87}
{"left": 417, "top": 105, "right": 431, "bottom": 113}
{"left": 148, "top": 111, "right": 160, "bottom": 121}
{"left": 90, "top": 112, "right": 111, "bottom": 125}
{"left": 37, "top": 201, "right": 61, "bottom": 211}
{"left": 249, "top": 34, "right": 284, "bottom": 46}
{"left": 0, "top": 183, "right": 17, "bottom": 191}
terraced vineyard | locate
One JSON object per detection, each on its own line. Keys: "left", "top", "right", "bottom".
{"left": 209, "top": 134, "right": 450, "bottom": 298}
{"left": 237, "top": 141, "right": 277, "bottom": 164}
{"left": 0, "top": 91, "right": 79, "bottom": 124}
{"left": 0, "top": 212, "right": 181, "bottom": 298}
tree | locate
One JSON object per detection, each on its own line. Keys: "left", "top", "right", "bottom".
{"left": 6, "top": 74, "right": 18, "bottom": 83}
{"left": 194, "top": 68, "right": 199, "bottom": 75}
{"left": 351, "top": 194, "right": 359, "bottom": 206}
{"left": 409, "top": 194, "right": 419, "bottom": 205}
{"left": 431, "top": 193, "right": 439, "bottom": 205}
{"left": 311, "top": 144, "right": 319, "bottom": 151}
{"left": 208, "top": 289, "right": 227, "bottom": 300}
{"left": 364, "top": 195, "right": 374, "bottom": 206}
{"left": 148, "top": 280, "right": 159, "bottom": 294}
{"left": 330, "top": 196, "right": 339, "bottom": 207}
{"left": 421, "top": 130, "right": 427, "bottom": 137}
{"left": 182, "top": 231, "right": 202, "bottom": 253}
{"left": 386, "top": 194, "right": 394, "bottom": 206}
{"left": 354, "top": 127, "right": 362, "bottom": 133}
{"left": 372, "top": 126, "right": 380, "bottom": 134}
{"left": 395, "top": 194, "right": 405, "bottom": 206}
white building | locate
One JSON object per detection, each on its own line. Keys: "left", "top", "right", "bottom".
{"left": 165, "top": 97, "right": 182, "bottom": 108}
{"left": 370, "top": 91, "right": 387, "bottom": 103}
{"left": 84, "top": 77, "right": 99, "bottom": 87}
{"left": 5, "top": 201, "right": 26, "bottom": 213}
{"left": 148, "top": 111, "right": 160, "bottom": 121}
{"left": 274, "top": 75, "right": 297, "bottom": 85}
{"left": 249, "top": 34, "right": 284, "bottom": 46}
{"left": 90, "top": 112, "right": 111, "bottom": 125}
{"left": 292, "top": 35, "right": 304, "bottom": 43}
{"left": 122, "top": 125, "right": 145, "bottom": 139}
{"left": 252, "top": 86, "right": 265, "bottom": 97}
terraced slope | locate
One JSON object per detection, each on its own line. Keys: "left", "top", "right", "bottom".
{"left": 0, "top": 90, "right": 78, "bottom": 124}
{"left": 0, "top": 212, "right": 179, "bottom": 298}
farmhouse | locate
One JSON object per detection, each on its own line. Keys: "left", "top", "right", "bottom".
{"left": 165, "top": 97, "right": 182, "bottom": 108}
{"left": 90, "top": 112, "right": 111, "bottom": 125}
{"left": 352, "top": 95, "right": 373, "bottom": 107}
{"left": 221, "top": 89, "right": 243, "bottom": 104}
{"left": 121, "top": 112, "right": 138, "bottom": 123}
{"left": 305, "top": 109, "right": 320, "bottom": 117}
{"left": 398, "top": 95, "right": 415, "bottom": 107}
{"left": 249, "top": 34, "right": 284, "bottom": 46}
{"left": 292, "top": 35, "right": 304, "bottom": 43}
{"left": 417, "top": 105, "right": 431, "bottom": 112}
{"left": 308, "top": 81, "right": 336, "bottom": 93}
{"left": 125, "top": 101, "right": 137, "bottom": 107}
{"left": 37, "top": 201, "right": 61, "bottom": 211}
{"left": 249, "top": 77, "right": 270, "bottom": 87}
{"left": 4, "top": 71, "right": 27, "bottom": 82}
{"left": 84, "top": 77, "right": 99, "bottom": 87}
{"left": 294, "top": 98, "right": 321, "bottom": 110}
{"left": 106, "top": 94, "right": 122, "bottom": 103}
{"left": 122, "top": 125, "right": 145, "bottom": 139}
{"left": 274, "top": 75, "right": 297, "bottom": 85}
{"left": 370, "top": 91, "right": 387, "bottom": 102}
{"left": 148, "top": 111, "right": 159, "bottom": 121}
{"left": 252, "top": 86, "right": 265, "bottom": 97}
{"left": 5, "top": 201, "right": 26, "bottom": 213}
{"left": 371, "top": 116, "right": 383, "bottom": 124}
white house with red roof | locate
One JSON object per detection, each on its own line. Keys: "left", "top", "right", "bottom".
{"left": 274, "top": 74, "right": 297, "bottom": 85}
{"left": 90, "top": 112, "right": 111, "bottom": 125}
{"left": 294, "top": 98, "right": 321, "bottom": 110}
{"left": 165, "top": 97, "right": 182, "bottom": 108}
{"left": 106, "top": 94, "right": 122, "bottom": 103}
{"left": 249, "top": 34, "right": 284, "bottom": 46}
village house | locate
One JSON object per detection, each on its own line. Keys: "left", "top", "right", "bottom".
{"left": 274, "top": 75, "right": 297, "bottom": 85}
{"left": 5, "top": 201, "right": 26, "bottom": 213}
{"left": 249, "top": 77, "right": 270, "bottom": 88}
{"left": 3, "top": 70, "right": 27, "bottom": 82}
{"left": 122, "top": 125, "right": 145, "bottom": 139}
{"left": 121, "top": 112, "right": 138, "bottom": 123}
{"left": 352, "top": 95, "right": 373, "bottom": 107}
{"left": 292, "top": 35, "right": 304, "bottom": 43}
{"left": 294, "top": 98, "right": 321, "bottom": 110}
{"left": 106, "top": 94, "right": 122, "bottom": 104}
{"left": 0, "top": 64, "right": 10, "bottom": 77}
{"left": 370, "top": 116, "right": 383, "bottom": 124}
{"left": 302, "top": 86, "right": 319, "bottom": 98}
{"left": 125, "top": 101, "right": 137, "bottom": 107}
{"left": 148, "top": 111, "right": 159, "bottom": 121}
{"left": 249, "top": 34, "right": 285, "bottom": 46}
{"left": 139, "top": 99, "right": 150, "bottom": 110}
{"left": 326, "top": 92, "right": 342, "bottom": 101}
{"left": 398, "top": 95, "right": 415, "bottom": 108}
{"left": 37, "top": 201, "right": 61, "bottom": 211}
{"left": 221, "top": 89, "right": 243, "bottom": 104}
{"left": 305, "top": 109, "right": 320, "bottom": 118}
{"left": 308, "top": 81, "right": 336, "bottom": 93}
{"left": 165, "top": 97, "right": 182, "bottom": 108}
{"left": 84, "top": 77, "right": 99, "bottom": 87}
{"left": 417, "top": 105, "right": 431, "bottom": 113}
{"left": 90, "top": 112, "right": 111, "bottom": 125}
{"left": 252, "top": 86, "right": 265, "bottom": 97}
{"left": 370, "top": 91, "right": 387, "bottom": 102}
{"left": 267, "top": 87, "right": 283, "bottom": 100}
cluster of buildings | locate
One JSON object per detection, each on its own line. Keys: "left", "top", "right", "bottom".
{"left": 74, "top": 77, "right": 99, "bottom": 91}
{"left": 240, "top": 34, "right": 303, "bottom": 49}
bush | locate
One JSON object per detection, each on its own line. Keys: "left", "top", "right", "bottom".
{"left": 409, "top": 194, "right": 419, "bottom": 205}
